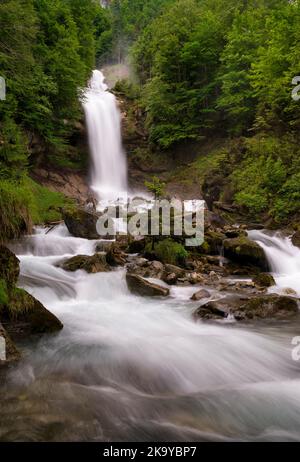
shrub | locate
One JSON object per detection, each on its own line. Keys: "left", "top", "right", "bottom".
{"left": 146, "top": 238, "right": 188, "bottom": 265}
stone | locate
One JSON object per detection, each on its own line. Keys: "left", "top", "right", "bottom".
{"left": 234, "top": 295, "right": 298, "bottom": 321}
{"left": 292, "top": 231, "right": 300, "bottom": 248}
{"left": 191, "top": 289, "right": 210, "bottom": 301}
{"left": 2, "top": 289, "right": 63, "bottom": 338}
{"left": 223, "top": 236, "right": 269, "bottom": 270}
{"left": 58, "top": 253, "right": 109, "bottom": 273}
{"left": 107, "top": 243, "right": 127, "bottom": 267}
{"left": 0, "top": 246, "right": 20, "bottom": 289}
{"left": 126, "top": 273, "right": 169, "bottom": 297}
{"left": 63, "top": 207, "right": 101, "bottom": 240}
{"left": 253, "top": 273, "right": 276, "bottom": 288}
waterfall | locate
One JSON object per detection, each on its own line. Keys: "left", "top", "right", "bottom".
{"left": 82, "top": 70, "right": 127, "bottom": 201}
{"left": 248, "top": 230, "right": 300, "bottom": 295}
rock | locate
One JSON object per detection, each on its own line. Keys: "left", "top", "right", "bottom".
{"left": 63, "top": 207, "right": 100, "bottom": 240}
{"left": 0, "top": 323, "right": 21, "bottom": 365}
{"left": 191, "top": 289, "right": 210, "bottom": 301}
{"left": 292, "top": 231, "right": 300, "bottom": 248}
{"left": 106, "top": 243, "right": 127, "bottom": 267}
{"left": 127, "top": 237, "right": 146, "bottom": 254}
{"left": 95, "top": 241, "right": 113, "bottom": 253}
{"left": 234, "top": 295, "right": 298, "bottom": 321}
{"left": 2, "top": 289, "right": 63, "bottom": 338}
{"left": 253, "top": 273, "right": 276, "bottom": 288}
{"left": 204, "top": 231, "right": 226, "bottom": 255}
{"left": 164, "top": 273, "right": 178, "bottom": 285}
{"left": 194, "top": 294, "right": 298, "bottom": 321}
{"left": 0, "top": 246, "right": 20, "bottom": 289}
{"left": 281, "top": 288, "right": 298, "bottom": 296}
{"left": 126, "top": 273, "right": 169, "bottom": 297}
{"left": 58, "top": 253, "right": 109, "bottom": 273}
{"left": 223, "top": 236, "right": 269, "bottom": 270}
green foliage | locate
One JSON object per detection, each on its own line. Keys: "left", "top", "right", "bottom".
{"left": 144, "top": 176, "right": 166, "bottom": 199}
{"left": 0, "top": 280, "right": 9, "bottom": 306}
{"left": 146, "top": 238, "right": 188, "bottom": 265}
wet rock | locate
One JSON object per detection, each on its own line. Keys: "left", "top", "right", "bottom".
{"left": 194, "top": 294, "right": 298, "bottom": 321}
{"left": 223, "top": 236, "right": 269, "bottom": 270}
{"left": 127, "top": 237, "right": 146, "bottom": 254}
{"left": 106, "top": 243, "right": 127, "bottom": 267}
{"left": 95, "top": 241, "right": 114, "bottom": 253}
{"left": 0, "top": 246, "right": 20, "bottom": 289}
{"left": 0, "top": 323, "right": 21, "bottom": 365}
{"left": 292, "top": 231, "right": 300, "bottom": 248}
{"left": 63, "top": 207, "right": 100, "bottom": 240}
{"left": 126, "top": 274, "right": 169, "bottom": 297}
{"left": 58, "top": 253, "right": 109, "bottom": 273}
{"left": 2, "top": 289, "right": 63, "bottom": 338}
{"left": 234, "top": 295, "right": 298, "bottom": 321}
{"left": 191, "top": 289, "right": 210, "bottom": 301}
{"left": 163, "top": 273, "right": 178, "bottom": 285}
{"left": 253, "top": 273, "right": 276, "bottom": 288}
{"left": 281, "top": 288, "right": 298, "bottom": 296}
{"left": 203, "top": 230, "right": 226, "bottom": 255}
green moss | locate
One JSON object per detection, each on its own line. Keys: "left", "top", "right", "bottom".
{"left": 0, "top": 280, "right": 8, "bottom": 306}
{"left": 145, "top": 238, "right": 188, "bottom": 265}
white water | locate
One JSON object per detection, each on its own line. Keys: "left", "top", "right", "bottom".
{"left": 1, "top": 226, "right": 300, "bottom": 442}
{"left": 248, "top": 230, "right": 300, "bottom": 296}
{"left": 82, "top": 70, "right": 127, "bottom": 201}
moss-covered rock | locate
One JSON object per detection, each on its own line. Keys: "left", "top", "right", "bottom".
{"left": 223, "top": 236, "right": 269, "bottom": 270}
{"left": 253, "top": 273, "right": 276, "bottom": 288}
{"left": 58, "top": 253, "right": 109, "bottom": 273}
{"left": 144, "top": 238, "right": 188, "bottom": 266}
{"left": 126, "top": 273, "right": 169, "bottom": 297}
{"left": 0, "top": 246, "right": 20, "bottom": 289}
{"left": 292, "top": 231, "right": 300, "bottom": 248}
{"left": 1, "top": 288, "right": 63, "bottom": 338}
{"left": 234, "top": 295, "right": 298, "bottom": 321}
{"left": 63, "top": 207, "right": 100, "bottom": 240}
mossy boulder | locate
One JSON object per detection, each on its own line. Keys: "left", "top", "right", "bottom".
{"left": 0, "top": 246, "right": 20, "bottom": 289}
{"left": 58, "top": 253, "right": 109, "bottom": 273}
{"left": 253, "top": 273, "right": 276, "bottom": 288}
{"left": 63, "top": 207, "right": 100, "bottom": 240}
{"left": 126, "top": 273, "right": 169, "bottom": 297}
{"left": 223, "top": 236, "right": 269, "bottom": 270}
{"left": 144, "top": 238, "right": 188, "bottom": 266}
{"left": 204, "top": 230, "right": 226, "bottom": 255}
{"left": 234, "top": 295, "right": 298, "bottom": 321}
{"left": 292, "top": 231, "right": 300, "bottom": 248}
{"left": 194, "top": 294, "right": 298, "bottom": 321}
{"left": 1, "top": 289, "right": 63, "bottom": 338}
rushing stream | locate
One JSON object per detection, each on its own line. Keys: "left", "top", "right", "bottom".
{"left": 0, "top": 227, "right": 300, "bottom": 442}
{"left": 1, "top": 71, "right": 300, "bottom": 442}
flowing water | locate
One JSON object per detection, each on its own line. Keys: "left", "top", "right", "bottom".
{"left": 82, "top": 70, "right": 127, "bottom": 201}
{"left": 1, "top": 71, "right": 300, "bottom": 442}
{"left": 0, "top": 227, "right": 300, "bottom": 442}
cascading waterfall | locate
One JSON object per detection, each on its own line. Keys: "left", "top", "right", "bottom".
{"left": 82, "top": 70, "right": 127, "bottom": 201}
{"left": 248, "top": 230, "right": 300, "bottom": 296}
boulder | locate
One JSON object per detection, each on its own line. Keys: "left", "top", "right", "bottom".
{"left": 126, "top": 273, "right": 169, "bottom": 297}
{"left": 106, "top": 243, "right": 127, "bottom": 267}
{"left": 234, "top": 295, "right": 298, "bottom": 321}
{"left": 2, "top": 289, "right": 63, "bottom": 338}
{"left": 58, "top": 253, "right": 109, "bottom": 273}
{"left": 223, "top": 236, "right": 269, "bottom": 270}
{"left": 193, "top": 294, "right": 299, "bottom": 321}
{"left": 0, "top": 246, "right": 20, "bottom": 289}
{"left": 63, "top": 207, "right": 100, "bottom": 240}
{"left": 252, "top": 273, "right": 276, "bottom": 288}
{"left": 191, "top": 289, "right": 210, "bottom": 301}
{"left": 292, "top": 231, "right": 300, "bottom": 248}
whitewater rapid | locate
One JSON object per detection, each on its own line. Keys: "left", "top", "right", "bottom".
{"left": 82, "top": 70, "right": 127, "bottom": 201}
{"left": 1, "top": 226, "right": 300, "bottom": 442}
